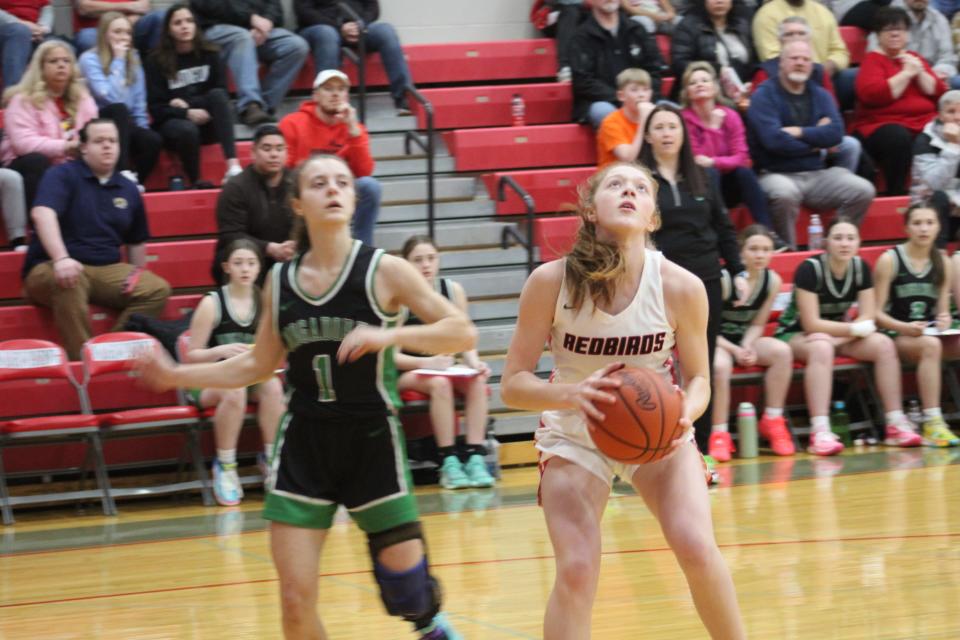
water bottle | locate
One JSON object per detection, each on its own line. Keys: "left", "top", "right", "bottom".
{"left": 907, "top": 398, "right": 923, "bottom": 426}
{"left": 511, "top": 93, "right": 526, "bottom": 127}
{"left": 169, "top": 175, "right": 186, "bottom": 191}
{"left": 737, "top": 402, "right": 758, "bottom": 458}
{"left": 830, "top": 400, "right": 852, "bottom": 446}
{"left": 808, "top": 214, "right": 824, "bottom": 251}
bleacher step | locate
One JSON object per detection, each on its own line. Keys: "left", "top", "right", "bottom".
{"left": 434, "top": 247, "right": 529, "bottom": 271}
{"left": 374, "top": 219, "right": 516, "bottom": 251}
{"left": 380, "top": 175, "right": 477, "bottom": 205}
{"left": 375, "top": 154, "right": 455, "bottom": 177}
{"left": 378, "top": 198, "right": 495, "bottom": 224}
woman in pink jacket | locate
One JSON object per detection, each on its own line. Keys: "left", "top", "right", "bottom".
{"left": 1, "top": 40, "right": 98, "bottom": 211}
{"left": 680, "top": 61, "right": 784, "bottom": 250}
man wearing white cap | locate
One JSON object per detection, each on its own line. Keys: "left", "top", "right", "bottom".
{"left": 279, "top": 69, "right": 382, "bottom": 245}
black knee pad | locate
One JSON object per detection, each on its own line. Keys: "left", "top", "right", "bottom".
{"left": 368, "top": 522, "right": 442, "bottom": 625}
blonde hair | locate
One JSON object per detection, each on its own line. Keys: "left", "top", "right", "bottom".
{"left": 2, "top": 41, "right": 88, "bottom": 110}
{"left": 679, "top": 61, "right": 725, "bottom": 107}
{"left": 95, "top": 12, "right": 139, "bottom": 86}
{"left": 564, "top": 162, "right": 661, "bottom": 311}
{"left": 616, "top": 67, "right": 652, "bottom": 90}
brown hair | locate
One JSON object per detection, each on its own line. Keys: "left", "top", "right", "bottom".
{"left": 564, "top": 162, "right": 660, "bottom": 311}
{"left": 679, "top": 61, "right": 729, "bottom": 107}
{"left": 616, "top": 67, "right": 652, "bottom": 90}
{"left": 289, "top": 154, "right": 355, "bottom": 252}
{"left": 738, "top": 224, "right": 774, "bottom": 247}
{"left": 222, "top": 238, "right": 263, "bottom": 266}
{"left": 401, "top": 234, "right": 437, "bottom": 259}
{"left": 904, "top": 202, "right": 945, "bottom": 288}
{"left": 94, "top": 12, "right": 139, "bottom": 86}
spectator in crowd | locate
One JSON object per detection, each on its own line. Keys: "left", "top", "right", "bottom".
{"left": 0, "top": 41, "right": 97, "bottom": 212}
{"left": 531, "top": 0, "right": 589, "bottom": 83}
{"left": 752, "top": 0, "right": 850, "bottom": 76}
{"left": 185, "top": 238, "right": 286, "bottom": 506}
{"left": 0, "top": 0, "right": 64, "bottom": 93}
{"left": 867, "top": 0, "right": 958, "bottom": 87}
{"left": 144, "top": 3, "right": 242, "bottom": 189}
{"left": 571, "top": 0, "right": 666, "bottom": 127}
{"left": 639, "top": 104, "right": 745, "bottom": 453}
{"left": 622, "top": 0, "right": 680, "bottom": 34}
{"left": 79, "top": 11, "right": 161, "bottom": 190}
{"left": 21, "top": 118, "right": 171, "bottom": 360}
{"left": 830, "top": 0, "right": 894, "bottom": 29}
{"left": 680, "top": 61, "right": 784, "bottom": 247}
{"left": 395, "top": 235, "right": 496, "bottom": 490}
{"left": 774, "top": 217, "right": 923, "bottom": 455}
{"left": 596, "top": 68, "right": 656, "bottom": 168}
{"left": 747, "top": 40, "right": 874, "bottom": 248}
{"left": 295, "top": 0, "right": 414, "bottom": 115}
{"left": 873, "top": 203, "right": 960, "bottom": 448}
{"left": 910, "top": 89, "right": 960, "bottom": 245}
{"left": 0, "top": 169, "right": 28, "bottom": 251}
{"left": 214, "top": 125, "right": 296, "bottom": 281}
{"left": 190, "top": 0, "right": 308, "bottom": 127}
{"left": 279, "top": 70, "right": 380, "bottom": 246}
{"left": 852, "top": 6, "right": 945, "bottom": 195}
{"left": 73, "top": 0, "right": 165, "bottom": 54}
{"left": 936, "top": 0, "right": 960, "bottom": 19}
{"left": 671, "top": 0, "right": 756, "bottom": 102}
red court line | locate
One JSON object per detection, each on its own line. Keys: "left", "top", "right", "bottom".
{"left": 2, "top": 530, "right": 958, "bottom": 609}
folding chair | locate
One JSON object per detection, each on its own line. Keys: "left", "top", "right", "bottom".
{"left": 0, "top": 340, "right": 115, "bottom": 525}
{"left": 81, "top": 332, "right": 213, "bottom": 506}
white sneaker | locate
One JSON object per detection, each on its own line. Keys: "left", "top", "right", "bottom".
{"left": 222, "top": 164, "right": 243, "bottom": 185}
{"left": 557, "top": 66, "right": 572, "bottom": 83}
{"left": 120, "top": 169, "right": 145, "bottom": 193}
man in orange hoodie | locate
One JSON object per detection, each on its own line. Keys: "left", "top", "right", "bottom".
{"left": 279, "top": 69, "right": 381, "bottom": 245}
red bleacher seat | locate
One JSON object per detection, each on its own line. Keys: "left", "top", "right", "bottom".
{"left": 446, "top": 124, "right": 596, "bottom": 171}
{"left": 840, "top": 27, "right": 868, "bottom": 65}
{"left": 535, "top": 216, "right": 580, "bottom": 261}
{"left": 656, "top": 34, "right": 671, "bottom": 65}
{"left": 143, "top": 143, "right": 251, "bottom": 192}
{"left": 414, "top": 83, "right": 572, "bottom": 130}
{"left": 144, "top": 190, "right": 219, "bottom": 238}
{"left": 145, "top": 239, "right": 216, "bottom": 289}
{"left": 483, "top": 167, "right": 594, "bottom": 214}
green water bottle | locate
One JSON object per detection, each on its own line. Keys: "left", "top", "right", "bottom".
{"left": 831, "top": 400, "right": 852, "bottom": 446}
{"left": 737, "top": 402, "right": 758, "bottom": 458}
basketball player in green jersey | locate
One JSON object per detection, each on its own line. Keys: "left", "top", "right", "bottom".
{"left": 138, "top": 155, "right": 470, "bottom": 639}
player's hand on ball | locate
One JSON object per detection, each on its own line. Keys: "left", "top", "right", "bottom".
{"left": 573, "top": 362, "right": 624, "bottom": 422}
{"left": 134, "top": 346, "right": 178, "bottom": 392}
{"left": 337, "top": 326, "right": 393, "bottom": 363}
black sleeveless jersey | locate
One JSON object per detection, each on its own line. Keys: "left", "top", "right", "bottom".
{"left": 401, "top": 277, "right": 452, "bottom": 356}
{"left": 776, "top": 255, "right": 872, "bottom": 337}
{"left": 272, "top": 241, "right": 401, "bottom": 420}
{"left": 884, "top": 245, "right": 938, "bottom": 323}
{"left": 719, "top": 268, "right": 773, "bottom": 344}
{"left": 206, "top": 286, "right": 259, "bottom": 347}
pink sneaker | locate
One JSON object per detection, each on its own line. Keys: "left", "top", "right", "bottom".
{"left": 708, "top": 431, "right": 734, "bottom": 462}
{"left": 808, "top": 430, "right": 844, "bottom": 456}
{"left": 759, "top": 415, "right": 796, "bottom": 456}
{"left": 884, "top": 421, "right": 923, "bottom": 448}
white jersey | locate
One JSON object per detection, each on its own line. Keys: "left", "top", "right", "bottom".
{"left": 537, "top": 249, "right": 676, "bottom": 483}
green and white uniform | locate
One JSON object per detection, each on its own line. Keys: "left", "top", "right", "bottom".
{"left": 881, "top": 244, "right": 939, "bottom": 335}
{"left": 775, "top": 254, "right": 872, "bottom": 341}
{"left": 719, "top": 268, "right": 774, "bottom": 344}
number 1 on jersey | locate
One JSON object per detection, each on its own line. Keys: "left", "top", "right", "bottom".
{"left": 312, "top": 354, "right": 336, "bottom": 402}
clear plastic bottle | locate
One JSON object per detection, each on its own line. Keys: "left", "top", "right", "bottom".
{"left": 511, "top": 93, "right": 526, "bottom": 127}
{"left": 737, "top": 402, "right": 758, "bottom": 458}
{"left": 808, "top": 213, "right": 824, "bottom": 251}
{"left": 830, "top": 400, "right": 852, "bottom": 446}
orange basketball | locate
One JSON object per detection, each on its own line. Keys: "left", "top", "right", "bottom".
{"left": 588, "top": 366, "right": 684, "bottom": 464}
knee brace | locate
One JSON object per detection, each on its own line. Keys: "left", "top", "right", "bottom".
{"left": 368, "top": 522, "right": 442, "bottom": 625}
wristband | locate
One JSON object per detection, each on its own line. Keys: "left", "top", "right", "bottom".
{"left": 53, "top": 256, "right": 70, "bottom": 263}
{"left": 850, "top": 319, "right": 876, "bottom": 337}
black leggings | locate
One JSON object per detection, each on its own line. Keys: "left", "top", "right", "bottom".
{"left": 7, "top": 152, "right": 50, "bottom": 210}
{"left": 857, "top": 124, "right": 915, "bottom": 196}
{"left": 694, "top": 276, "right": 723, "bottom": 453}
{"left": 840, "top": 0, "right": 892, "bottom": 29}
{"left": 98, "top": 102, "right": 162, "bottom": 181}
{"left": 156, "top": 88, "right": 237, "bottom": 184}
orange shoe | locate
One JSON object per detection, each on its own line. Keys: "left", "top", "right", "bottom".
{"left": 708, "top": 431, "right": 734, "bottom": 462}
{"left": 759, "top": 415, "right": 796, "bottom": 456}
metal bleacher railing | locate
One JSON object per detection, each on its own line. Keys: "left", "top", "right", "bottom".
{"left": 403, "top": 85, "right": 436, "bottom": 239}
{"left": 338, "top": 1, "right": 367, "bottom": 123}
{"left": 497, "top": 176, "right": 536, "bottom": 275}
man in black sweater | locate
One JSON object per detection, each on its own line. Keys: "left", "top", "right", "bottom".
{"left": 190, "top": 0, "right": 308, "bottom": 126}
{"left": 571, "top": 0, "right": 666, "bottom": 127}
{"left": 214, "top": 126, "right": 296, "bottom": 283}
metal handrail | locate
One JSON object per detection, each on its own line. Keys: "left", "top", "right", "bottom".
{"left": 497, "top": 176, "right": 536, "bottom": 275}
{"left": 403, "top": 85, "right": 436, "bottom": 239}
{"left": 337, "top": 1, "right": 367, "bottom": 123}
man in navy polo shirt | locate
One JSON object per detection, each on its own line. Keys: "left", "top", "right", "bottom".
{"left": 22, "top": 118, "right": 171, "bottom": 359}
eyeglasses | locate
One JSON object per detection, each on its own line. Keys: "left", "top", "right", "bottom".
{"left": 782, "top": 30, "right": 808, "bottom": 37}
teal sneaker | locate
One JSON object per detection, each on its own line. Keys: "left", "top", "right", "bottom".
{"left": 419, "top": 612, "right": 462, "bottom": 639}
{"left": 463, "top": 453, "right": 495, "bottom": 488}
{"left": 212, "top": 460, "right": 242, "bottom": 506}
{"left": 439, "top": 456, "right": 471, "bottom": 490}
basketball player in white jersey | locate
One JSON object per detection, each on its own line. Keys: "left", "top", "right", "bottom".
{"left": 500, "top": 162, "right": 745, "bottom": 640}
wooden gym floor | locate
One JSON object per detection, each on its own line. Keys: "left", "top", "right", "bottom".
{"left": 1, "top": 446, "right": 959, "bottom": 639}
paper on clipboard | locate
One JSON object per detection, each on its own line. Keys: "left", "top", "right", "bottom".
{"left": 411, "top": 365, "right": 480, "bottom": 378}
{"left": 923, "top": 327, "right": 960, "bottom": 336}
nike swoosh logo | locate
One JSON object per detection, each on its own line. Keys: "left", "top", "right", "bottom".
{"left": 563, "top": 304, "right": 575, "bottom": 309}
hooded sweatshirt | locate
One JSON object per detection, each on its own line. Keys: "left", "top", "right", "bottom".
{"left": 278, "top": 100, "right": 374, "bottom": 177}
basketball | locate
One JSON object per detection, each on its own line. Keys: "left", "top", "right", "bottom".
{"left": 588, "top": 366, "right": 684, "bottom": 464}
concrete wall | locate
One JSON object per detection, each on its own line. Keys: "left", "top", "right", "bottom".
{"left": 52, "top": 0, "right": 539, "bottom": 43}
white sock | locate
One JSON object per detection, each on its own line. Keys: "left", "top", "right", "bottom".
{"left": 763, "top": 407, "right": 784, "bottom": 419}
{"left": 264, "top": 443, "right": 274, "bottom": 461}
{"left": 810, "top": 416, "right": 831, "bottom": 433}
{"left": 217, "top": 448, "right": 237, "bottom": 466}
{"left": 712, "top": 423, "right": 729, "bottom": 433}
{"left": 923, "top": 407, "right": 942, "bottom": 420}
{"left": 885, "top": 410, "right": 905, "bottom": 425}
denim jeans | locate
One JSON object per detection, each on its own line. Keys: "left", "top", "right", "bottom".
{"left": 0, "top": 22, "right": 32, "bottom": 92}
{"left": 300, "top": 22, "right": 412, "bottom": 106}
{"left": 354, "top": 176, "right": 382, "bottom": 246}
{"left": 828, "top": 135, "right": 862, "bottom": 174}
{"left": 587, "top": 101, "right": 617, "bottom": 129}
{"left": 204, "top": 25, "right": 308, "bottom": 112}
{"left": 74, "top": 9, "right": 165, "bottom": 56}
